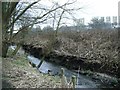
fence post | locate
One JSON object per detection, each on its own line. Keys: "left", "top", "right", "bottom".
{"left": 60, "top": 68, "right": 68, "bottom": 88}
{"left": 72, "top": 75, "right": 76, "bottom": 89}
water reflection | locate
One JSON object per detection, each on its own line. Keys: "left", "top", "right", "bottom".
{"left": 27, "top": 55, "right": 98, "bottom": 88}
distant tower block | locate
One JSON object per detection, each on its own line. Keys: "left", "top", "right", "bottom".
{"left": 101, "top": 17, "right": 104, "bottom": 22}
{"left": 113, "top": 16, "right": 117, "bottom": 24}
{"left": 119, "top": 16, "right": 120, "bottom": 26}
{"left": 118, "top": 1, "right": 120, "bottom": 26}
{"left": 106, "top": 16, "right": 111, "bottom": 23}
{"left": 79, "top": 18, "right": 85, "bottom": 25}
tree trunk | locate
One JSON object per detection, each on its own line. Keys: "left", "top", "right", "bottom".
{"left": 2, "top": 42, "right": 9, "bottom": 57}
{"left": 11, "top": 44, "right": 21, "bottom": 56}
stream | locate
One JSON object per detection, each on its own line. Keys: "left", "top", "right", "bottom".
{"left": 10, "top": 45, "right": 120, "bottom": 88}
{"left": 27, "top": 55, "right": 102, "bottom": 88}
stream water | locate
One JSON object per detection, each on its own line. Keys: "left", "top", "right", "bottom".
{"left": 10, "top": 46, "right": 103, "bottom": 88}
{"left": 28, "top": 55, "right": 102, "bottom": 88}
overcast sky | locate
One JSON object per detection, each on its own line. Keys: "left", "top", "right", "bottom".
{"left": 78, "top": 0, "right": 119, "bottom": 16}
{"left": 18, "top": 0, "right": 120, "bottom": 28}
{"left": 40, "top": 0, "right": 120, "bottom": 24}
{"left": 80, "top": 0, "right": 119, "bottom": 23}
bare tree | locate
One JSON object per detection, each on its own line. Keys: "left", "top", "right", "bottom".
{"left": 37, "top": 0, "right": 83, "bottom": 68}
{"left": 2, "top": 1, "right": 40, "bottom": 57}
{"left": 2, "top": 0, "right": 81, "bottom": 57}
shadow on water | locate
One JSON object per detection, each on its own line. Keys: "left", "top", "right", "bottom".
{"left": 27, "top": 55, "right": 102, "bottom": 88}
{"left": 9, "top": 46, "right": 119, "bottom": 88}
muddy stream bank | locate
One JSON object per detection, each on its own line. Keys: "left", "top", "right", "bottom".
{"left": 11, "top": 45, "right": 120, "bottom": 88}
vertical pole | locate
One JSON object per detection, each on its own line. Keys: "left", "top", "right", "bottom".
{"left": 0, "top": 1, "right": 2, "bottom": 57}
{"left": 0, "top": 2, "right": 2, "bottom": 90}
{"left": 77, "top": 66, "right": 80, "bottom": 86}
{"left": 118, "top": 1, "right": 120, "bottom": 26}
{"left": 60, "top": 68, "right": 68, "bottom": 88}
{"left": 72, "top": 75, "right": 76, "bottom": 89}
{"left": 118, "top": 1, "right": 120, "bottom": 77}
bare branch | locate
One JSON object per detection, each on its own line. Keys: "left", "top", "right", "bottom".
{"left": 34, "top": 1, "right": 78, "bottom": 20}
{"left": 11, "top": 18, "right": 47, "bottom": 40}
{"left": 6, "top": 2, "right": 19, "bottom": 22}
{"left": 7, "top": 0, "right": 40, "bottom": 29}
{"left": 55, "top": 10, "right": 65, "bottom": 33}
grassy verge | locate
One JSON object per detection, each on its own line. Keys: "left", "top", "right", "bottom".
{"left": 2, "top": 49, "right": 61, "bottom": 88}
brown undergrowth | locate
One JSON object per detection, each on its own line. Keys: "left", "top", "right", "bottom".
{"left": 14, "top": 29, "right": 120, "bottom": 77}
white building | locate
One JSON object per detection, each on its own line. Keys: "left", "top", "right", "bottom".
{"left": 106, "top": 16, "right": 111, "bottom": 23}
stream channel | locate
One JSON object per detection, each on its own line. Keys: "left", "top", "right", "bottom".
{"left": 10, "top": 46, "right": 115, "bottom": 89}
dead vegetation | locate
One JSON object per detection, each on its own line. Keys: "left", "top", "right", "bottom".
{"left": 58, "top": 29, "right": 119, "bottom": 76}
{"left": 14, "top": 29, "right": 119, "bottom": 77}
{"left": 2, "top": 55, "right": 62, "bottom": 88}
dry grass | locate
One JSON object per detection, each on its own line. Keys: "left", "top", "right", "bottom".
{"left": 58, "top": 29, "right": 119, "bottom": 76}
{"left": 2, "top": 55, "right": 62, "bottom": 88}
{"left": 14, "top": 29, "right": 119, "bottom": 77}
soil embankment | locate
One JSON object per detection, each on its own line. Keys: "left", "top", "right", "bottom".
{"left": 2, "top": 55, "right": 61, "bottom": 88}
{"left": 22, "top": 44, "right": 120, "bottom": 78}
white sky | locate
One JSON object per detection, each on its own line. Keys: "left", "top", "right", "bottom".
{"left": 40, "top": 0, "right": 120, "bottom": 24}
{"left": 80, "top": 0, "right": 120, "bottom": 23}
{"left": 17, "top": 0, "right": 120, "bottom": 28}
{"left": 79, "top": 0, "right": 119, "bottom": 16}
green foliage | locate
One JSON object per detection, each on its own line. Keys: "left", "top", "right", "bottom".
{"left": 12, "top": 56, "right": 28, "bottom": 66}
{"left": 6, "top": 47, "right": 28, "bottom": 66}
